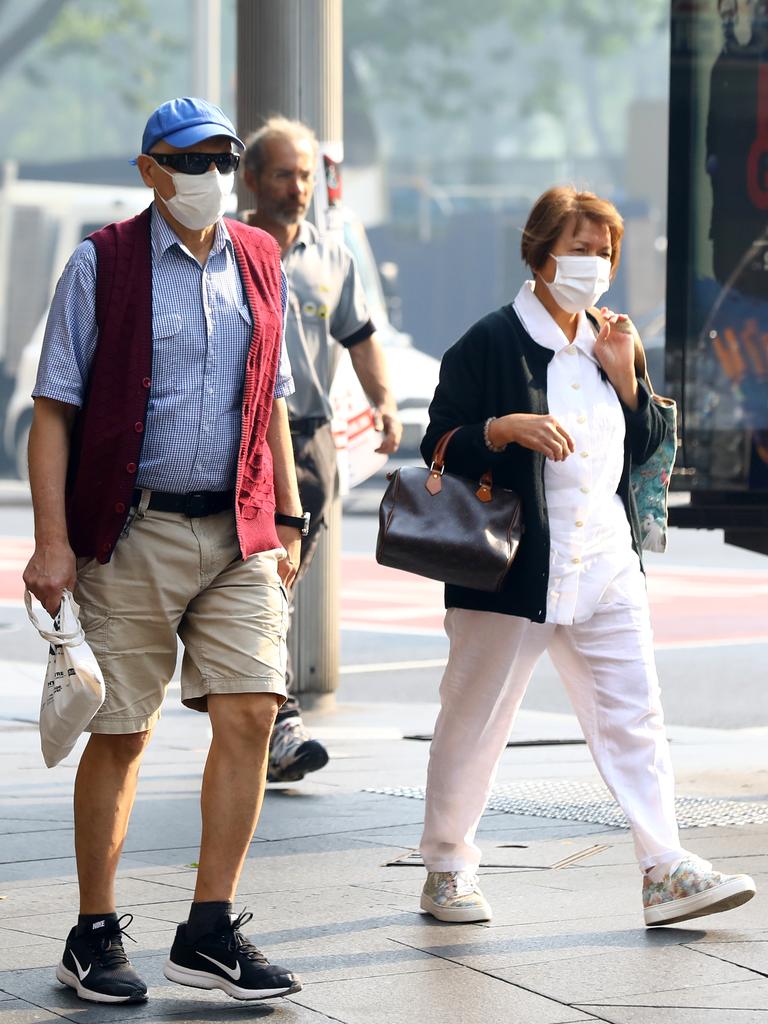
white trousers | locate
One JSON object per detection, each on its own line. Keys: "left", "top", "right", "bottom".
{"left": 420, "top": 585, "right": 686, "bottom": 874}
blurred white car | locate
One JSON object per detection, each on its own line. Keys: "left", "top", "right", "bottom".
{"left": 2, "top": 181, "right": 154, "bottom": 479}
{"left": 4, "top": 189, "right": 439, "bottom": 478}
{"left": 341, "top": 212, "right": 439, "bottom": 453}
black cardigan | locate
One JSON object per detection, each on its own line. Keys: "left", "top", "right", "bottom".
{"left": 420, "top": 304, "right": 666, "bottom": 623}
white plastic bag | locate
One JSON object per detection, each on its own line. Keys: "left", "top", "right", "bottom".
{"left": 25, "top": 589, "right": 105, "bottom": 768}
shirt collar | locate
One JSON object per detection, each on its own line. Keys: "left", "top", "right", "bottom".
{"left": 513, "top": 280, "right": 599, "bottom": 365}
{"left": 288, "top": 219, "right": 317, "bottom": 253}
{"left": 150, "top": 203, "right": 231, "bottom": 263}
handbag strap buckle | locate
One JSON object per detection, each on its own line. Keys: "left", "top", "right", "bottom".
{"left": 426, "top": 463, "right": 444, "bottom": 495}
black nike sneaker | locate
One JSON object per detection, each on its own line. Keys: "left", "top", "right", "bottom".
{"left": 163, "top": 910, "right": 301, "bottom": 1000}
{"left": 56, "top": 914, "right": 148, "bottom": 1003}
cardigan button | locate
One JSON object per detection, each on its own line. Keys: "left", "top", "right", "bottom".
{"left": 142, "top": 377, "right": 151, "bottom": 389}
{"left": 242, "top": 507, "right": 256, "bottom": 520}
{"left": 115, "top": 502, "right": 126, "bottom": 514}
{"left": 126, "top": 462, "right": 137, "bottom": 473}
{"left": 134, "top": 422, "right": 144, "bottom": 433}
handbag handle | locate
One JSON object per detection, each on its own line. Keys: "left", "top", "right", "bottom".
{"left": 427, "top": 428, "right": 494, "bottom": 502}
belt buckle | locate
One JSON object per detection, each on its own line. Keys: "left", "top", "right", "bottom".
{"left": 185, "top": 492, "right": 207, "bottom": 517}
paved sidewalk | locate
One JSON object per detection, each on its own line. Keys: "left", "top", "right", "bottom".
{"left": 1, "top": 682, "right": 768, "bottom": 1023}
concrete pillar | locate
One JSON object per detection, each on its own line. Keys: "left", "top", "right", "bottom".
{"left": 236, "top": 0, "right": 343, "bottom": 207}
{"left": 236, "top": 0, "right": 343, "bottom": 701}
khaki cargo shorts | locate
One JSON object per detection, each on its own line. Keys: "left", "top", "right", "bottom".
{"left": 74, "top": 498, "right": 288, "bottom": 735}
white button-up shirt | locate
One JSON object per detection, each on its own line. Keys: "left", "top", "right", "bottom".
{"left": 513, "top": 281, "right": 639, "bottom": 625}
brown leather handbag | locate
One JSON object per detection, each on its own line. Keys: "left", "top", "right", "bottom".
{"left": 376, "top": 428, "right": 524, "bottom": 592}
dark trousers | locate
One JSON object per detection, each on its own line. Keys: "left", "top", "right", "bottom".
{"left": 278, "top": 422, "right": 338, "bottom": 721}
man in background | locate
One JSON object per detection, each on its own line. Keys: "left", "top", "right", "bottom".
{"left": 242, "top": 116, "right": 402, "bottom": 783}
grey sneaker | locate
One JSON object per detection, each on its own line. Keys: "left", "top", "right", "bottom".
{"left": 267, "top": 716, "right": 329, "bottom": 783}
{"left": 644, "top": 855, "right": 756, "bottom": 926}
{"left": 420, "top": 871, "right": 492, "bottom": 923}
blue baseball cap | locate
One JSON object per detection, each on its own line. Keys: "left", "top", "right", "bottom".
{"left": 141, "top": 97, "right": 244, "bottom": 153}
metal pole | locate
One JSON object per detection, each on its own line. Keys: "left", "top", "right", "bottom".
{"left": 192, "top": 0, "right": 222, "bottom": 104}
{"left": 236, "top": 0, "right": 343, "bottom": 703}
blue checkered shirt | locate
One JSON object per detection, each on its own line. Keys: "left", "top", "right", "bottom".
{"left": 34, "top": 204, "right": 294, "bottom": 492}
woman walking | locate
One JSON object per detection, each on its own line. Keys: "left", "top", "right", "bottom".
{"left": 418, "top": 186, "right": 755, "bottom": 927}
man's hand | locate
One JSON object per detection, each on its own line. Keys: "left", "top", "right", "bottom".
{"left": 375, "top": 411, "right": 402, "bottom": 454}
{"left": 23, "top": 540, "right": 76, "bottom": 617}
{"left": 276, "top": 525, "right": 301, "bottom": 589}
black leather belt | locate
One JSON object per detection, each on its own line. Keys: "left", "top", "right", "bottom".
{"left": 133, "top": 489, "right": 234, "bottom": 517}
{"left": 290, "top": 417, "right": 329, "bottom": 436}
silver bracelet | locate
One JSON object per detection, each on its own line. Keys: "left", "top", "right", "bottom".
{"left": 483, "top": 417, "right": 507, "bottom": 453}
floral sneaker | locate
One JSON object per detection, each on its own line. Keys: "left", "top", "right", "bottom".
{"left": 420, "top": 871, "right": 492, "bottom": 923}
{"left": 643, "top": 855, "right": 756, "bottom": 926}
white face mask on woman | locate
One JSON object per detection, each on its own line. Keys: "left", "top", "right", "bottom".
{"left": 543, "top": 254, "right": 612, "bottom": 314}
{"left": 156, "top": 165, "right": 234, "bottom": 230}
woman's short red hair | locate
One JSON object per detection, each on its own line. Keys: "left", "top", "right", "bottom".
{"left": 520, "top": 186, "right": 624, "bottom": 275}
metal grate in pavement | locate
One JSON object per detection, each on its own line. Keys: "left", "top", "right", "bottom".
{"left": 364, "top": 779, "right": 768, "bottom": 829}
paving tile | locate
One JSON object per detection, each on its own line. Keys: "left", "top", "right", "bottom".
{"left": 262, "top": 929, "right": 457, "bottom": 983}
{"left": 385, "top": 913, "right": 701, "bottom": 974}
{"left": 589, "top": 978, "right": 768, "bottom": 1009}
{"left": 492, "top": 944, "right": 760, "bottom": 1003}
{"left": 686, "top": 939, "right": 768, "bottom": 974}
{"left": 0, "top": 998, "right": 64, "bottom": 1023}
{"left": 0, "top": 821, "right": 71, "bottom": 837}
{"left": 0, "top": 833, "right": 77, "bottom": 866}
{"left": 0, "top": 956, "right": 331, "bottom": 1022}
{"left": 0, "top": 879, "right": 194, "bottom": 924}
{"left": 577, "top": 1008, "right": 768, "bottom": 1024}
{"left": 289, "top": 967, "right": 595, "bottom": 1024}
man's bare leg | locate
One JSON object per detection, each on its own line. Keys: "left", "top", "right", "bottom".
{"left": 74, "top": 730, "right": 152, "bottom": 913}
{"left": 195, "top": 692, "right": 279, "bottom": 902}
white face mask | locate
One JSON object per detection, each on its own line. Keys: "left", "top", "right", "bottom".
{"left": 156, "top": 165, "right": 234, "bottom": 230}
{"left": 543, "top": 254, "right": 612, "bottom": 313}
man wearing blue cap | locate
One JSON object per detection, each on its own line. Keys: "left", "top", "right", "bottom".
{"left": 24, "top": 98, "right": 304, "bottom": 1003}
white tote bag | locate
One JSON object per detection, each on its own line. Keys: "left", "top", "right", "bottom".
{"left": 25, "top": 589, "right": 106, "bottom": 768}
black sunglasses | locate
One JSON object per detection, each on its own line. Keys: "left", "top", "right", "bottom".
{"left": 150, "top": 152, "right": 240, "bottom": 175}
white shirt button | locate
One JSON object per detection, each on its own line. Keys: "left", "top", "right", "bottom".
{"left": 575, "top": 520, "right": 584, "bottom": 527}
{"left": 565, "top": 346, "right": 576, "bottom": 355}
{"left": 571, "top": 382, "right": 581, "bottom": 390}
{"left": 577, "top": 415, "right": 587, "bottom": 424}
{"left": 580, "top": 451, "right": 589, "bottom": 458}
{"left": 580, "top": 486, "right": 590, "bottom": 494}
{"left": 571, "top": 556, "right": 581, "bottom": 564}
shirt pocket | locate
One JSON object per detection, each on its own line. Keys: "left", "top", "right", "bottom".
{"left": 151, "top": 312, "right": 189, "bottom": 396}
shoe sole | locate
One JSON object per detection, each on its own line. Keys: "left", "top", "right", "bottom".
{"left": 419, "top": 893, "right": 492, "bottom": 923}
{"left": 56, "top": 963, "right": 147, "bottom": 1003}
{"left": 163, "top": 960, "right": 301, "bottom": 1000}
{"left": 268, "top": 741, "right": 330, "bottom": 783}
{"left": 644, "top": 875, "right": 756, "bottom": 926}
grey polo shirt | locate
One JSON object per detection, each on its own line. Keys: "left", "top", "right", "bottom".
{"left": 280, "top": 220, "right": 374, "bottom": 421}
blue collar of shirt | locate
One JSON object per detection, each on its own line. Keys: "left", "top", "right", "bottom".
{"left": 150, "top": 202, "right": 232, "bottom": 263}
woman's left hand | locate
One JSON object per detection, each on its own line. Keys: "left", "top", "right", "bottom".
{"left": 594, "top": 307, "right": 639, "bottom": 410}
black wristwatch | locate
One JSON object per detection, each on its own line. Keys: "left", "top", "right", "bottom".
{"left": 275, "top": 511, "right": 311, "bottom": 536}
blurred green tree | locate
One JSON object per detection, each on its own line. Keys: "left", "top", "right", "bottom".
{"left": 345, "top": 0, "right": 669, "bottom": 158}
{"left": 0, "top": 0, "right": 182, "bottom": 160}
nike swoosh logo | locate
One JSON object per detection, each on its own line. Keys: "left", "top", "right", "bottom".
{"left": 198, "top": 952, "right": 241, "bottom": 980}
{"left": 71, "top": 951, "right": 91, "bottom": 981}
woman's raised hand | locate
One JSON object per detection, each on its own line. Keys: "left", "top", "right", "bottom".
{"left": 493, "top": 413, "right": 575, "bottom": 461}
{"left": 593, "top": 307, "right": 639, "bottom": 409}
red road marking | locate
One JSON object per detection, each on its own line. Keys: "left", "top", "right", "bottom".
{"left": 341, "top": 553, "right": 768, "bottom": 649}
{"left": 4, "top": 537, "right": 766, "bottom": 650}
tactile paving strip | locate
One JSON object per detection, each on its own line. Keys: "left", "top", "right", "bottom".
{"left": 365, "top": 779, "right": 768, "bottom": 829}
